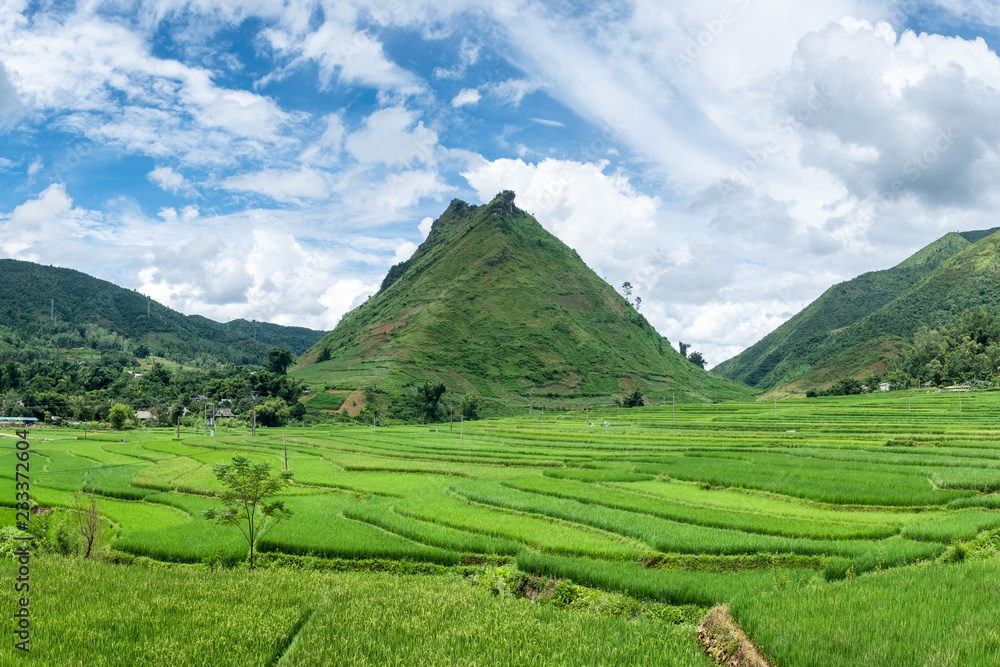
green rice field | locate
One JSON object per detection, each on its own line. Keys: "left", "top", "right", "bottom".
{"left": 2, "top": 388, "right": 1000, "bottom": 665}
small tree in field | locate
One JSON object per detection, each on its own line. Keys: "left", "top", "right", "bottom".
{"left": 74, "top": 491, "right": 102, "bottom": 559}
{"left": 203, "top": 456, "right": 293, "bottom": 571}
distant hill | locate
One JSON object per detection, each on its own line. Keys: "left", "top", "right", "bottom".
{"left": 713, "top": 227, "right": 1000, "bottom": 395}
{"left": 294, "top": 191, "right": 755, "bottom": 411}
{"left": 0, "top": 259, "right": 325, "bottom": 365}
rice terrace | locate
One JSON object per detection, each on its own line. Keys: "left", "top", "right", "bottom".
{"left": 5, "top": 390, "right": 1000, "bottom": 665}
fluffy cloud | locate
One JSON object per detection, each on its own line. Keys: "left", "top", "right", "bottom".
{"left": 148, "top": 166, "right": 194, "bottom": 195}
{"left": 780, "top": 20, "right": 1000, "bottom": 212}
{"left": 222, "top": 167, "right": 330, "bottom": 203}
{"left": 260, "top": 5, "right": 425, "bottom": 95}
{"left": 344, "top": 106, "right": 439, "bottom": 167}
{"left": 485, "top": 78, "right": 543, "bottom": 107}
{"left": 418, "top": 216, "right": 434, "bottom": 239}
{"left": 9, "top": 183, "right": 72, "bottom": 230}
{"left": 451, "top": 88, "right": 481, "bottom": 107}
{"left": 0, "top": 62, "right": 24, "bottom": 130}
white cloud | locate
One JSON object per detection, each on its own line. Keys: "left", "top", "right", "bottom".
{"left": 529, "top": 117, "right": 565, "bottom": 127}
{"left": 148, "top": 166, "right": 194, "bottom": 195}
{"left": 344, "top": 106, "right": 440, "bottom": 166}
{"left": 0, "top": 61, "right": 24, "bottom": 130}
{"left": 418, "top": 216, "right": 433, "bottom": 239}
{"left": 392, "top": 241, "right": 418, "bottom": 264}
{"left": 0, "top": 10, "right": 298, "bottom": 165}
{"left": 923, "top": 0, "right": 1000, "bottom": 28}
{"left": 435, "top": 36, "right": 481, "bottom": 79}
{"left": 341, "top": 169, "right": 453, "bottom": 219}
{"left": 222, "top": 167, "right": 330, "bottom": 203}
{"left": 485, "top": 78, "right": 543, "bottom": 106}
{"left": 299, "top": 113, "right": 345, "bottom": 166}
{"left": 451, "top": 88, "right": 481, "bottom": 107}
{"left": 778, "top": 21, "right": 1000, "bottom": 211}
{"left": 260, "top": 7, "right": 425, "bottom": 95}
{"left": 9, "top": 183, "right": 72, "bottom": 229}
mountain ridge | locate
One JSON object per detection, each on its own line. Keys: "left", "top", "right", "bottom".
{"left": 0, "top": 258, "right": 325, "bottom": 366}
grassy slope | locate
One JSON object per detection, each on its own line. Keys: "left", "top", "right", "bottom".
{"left": 0, "top": 259, "right": 325, "bottom": 363}
{"left": 712, "top": 231, "right": 972, "bottom": 390}
{"left": 296, "top": 193, "right": 753, "bottom": 405}
{"left": 840, "top": 229, "right": 1000, "bottom": 345}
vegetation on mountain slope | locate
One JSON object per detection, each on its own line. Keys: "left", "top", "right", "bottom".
{"left": 0, "top": 260, "right": 323, "bottom": 423}
{"left": 0, "top": 259, "right": 324, "bottom": 366}
{"left": 715, "top": 227, "right": 1000, "bottom": 395}
{"left": 295, "top": 192, "right": 754, "bottom": 417}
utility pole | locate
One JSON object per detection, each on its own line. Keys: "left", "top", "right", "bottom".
{"left": 908, "top": 385, "right": 911, "bottom": 413}
{"left": 283, "top": 435, "right": 288, "bottom": 471}
{"left": 251, "top": 391, "right": 257, "bottom": 437}
{"left": 529, "top": 387, "right": 533, "bottom": 415}
{"left": 672, "top": 393, "right": 675, "bottom": 422}
{"left": 541, "top": 406, "right": 544, "bottom": 425}
{"left": 176, "top": 419, "right": 180, "bottom": 438}
{"left": 450, "top": 406, "right": 454, "bottom": 431}
{"left": 774, "top": 397, "right": 777, "bottom": 418}
{"left": 959, "top": 391, "right": 962, "bottom": 413}
{"left": 373, "top": 409, "right": 376, "bottom": 435}
{"left": 460, "top": 415, "right": 463, "bottom": 442}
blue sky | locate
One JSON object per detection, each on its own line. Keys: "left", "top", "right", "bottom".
{"left": 2, "top": 1, "right": 1000, "bottom": 365}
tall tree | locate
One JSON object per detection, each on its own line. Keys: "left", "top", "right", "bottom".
{"left": 416, "top": 382, "right": 447, "bottom": 423}
{"left": 264, "top": 348, "right": 295, "bottom": 376}
{"left": 109, "top": 403, "right": 132, "bottom": 429}
{"left": 688, "top": 351, "right": 707, "bottom": 369}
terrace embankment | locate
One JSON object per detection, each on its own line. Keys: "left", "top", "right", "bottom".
{"left": 698, "top": 605, "right": 771, "bottom": 666}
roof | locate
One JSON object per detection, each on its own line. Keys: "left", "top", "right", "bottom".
{"left": 134, "top": 411, "right": 154, "bottom": 419}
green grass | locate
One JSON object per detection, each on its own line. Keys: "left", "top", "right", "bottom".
{"left": 504, "top": 475, "right": 896, "bottom": 539}
{"left": 280, "top": 569, "right": 711, "bottom": 667}
{"left": 636, "top": 451, "right": 971, "bottom": 506}
{"left": 730, "top": 559, "right": 1000, "bottom": 666}
{"left": 516, "top": 551, "right": 816, "bottom": 607}
{"left": 0, "top": 556, "right": 325, "bottom": 666}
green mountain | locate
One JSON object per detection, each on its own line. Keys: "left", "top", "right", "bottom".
{"left": 713, "top": 227, "right": 1000, "bottom": 394}
{"left": 295, "top": 191, "right": 754, "bottom": 411}
{"left": 0, "top": 259, "right": 325, "bottom": 365}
